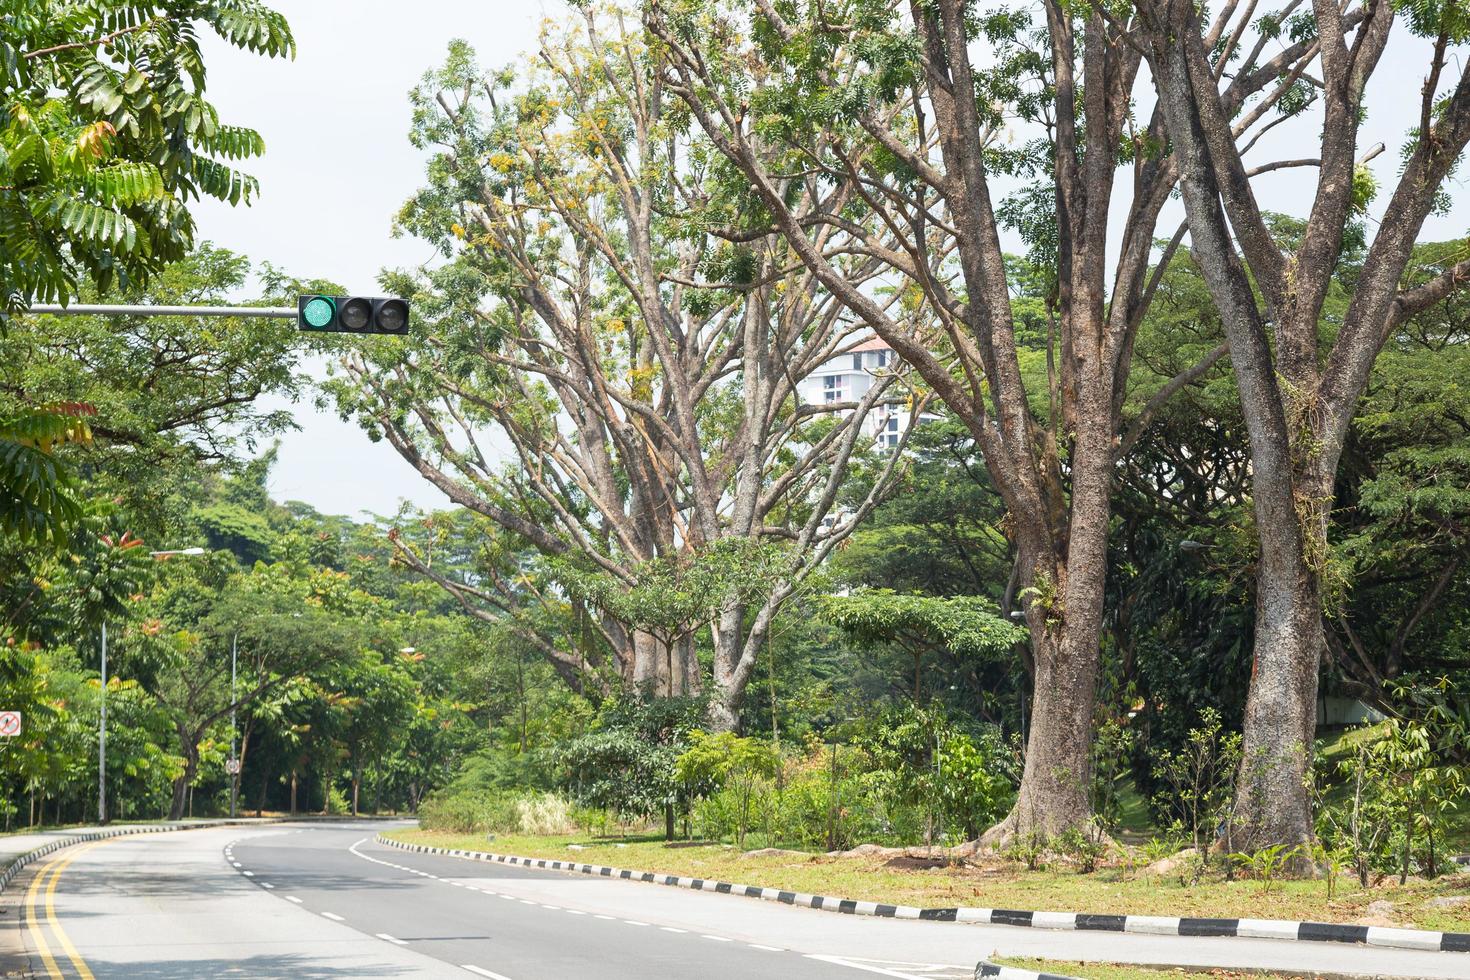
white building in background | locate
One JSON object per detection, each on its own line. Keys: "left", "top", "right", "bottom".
{"left": 795, "top": 336, "right": 931, "bottom": 448}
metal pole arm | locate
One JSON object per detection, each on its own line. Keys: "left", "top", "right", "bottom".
{"left": 27, "top": 304, "right": 297, "bottom": 319}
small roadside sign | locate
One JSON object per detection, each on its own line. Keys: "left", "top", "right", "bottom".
{"left": 0, "top": 712, "right": 21, "bottom": 737}
{"left": 224, "top": 758, "right": 240, "bottom": 775}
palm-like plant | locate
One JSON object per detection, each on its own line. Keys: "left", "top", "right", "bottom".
{"left": 0, "top": 2, "right": 294, "bottom": 314}
{"left": 0, "top": 403, "right": 93, "bottom": 545}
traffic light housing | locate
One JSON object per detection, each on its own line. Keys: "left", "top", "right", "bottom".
{"left": 297, "top": 295, "right": 410, "bottom": 335}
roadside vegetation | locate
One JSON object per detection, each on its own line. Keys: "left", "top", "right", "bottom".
{"left": 989, "top": 961, "right": 1317, "bottom": 980}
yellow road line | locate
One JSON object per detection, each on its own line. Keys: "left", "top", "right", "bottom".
{"left": 23, "top": 839, "right": 111, "bottom": 980}
{"left": 44, "top": 842, "right": 102, "bottom": 980}
{"left": 23, "top": 851, "right": 63, "bottom": 979}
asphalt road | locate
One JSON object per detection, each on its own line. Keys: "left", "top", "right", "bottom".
{"left": 6, "top": 822, "right": 1470, "bottom": 979}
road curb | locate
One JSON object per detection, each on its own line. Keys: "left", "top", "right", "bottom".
{"left": 0, "top": 819, "right": 282, "bottom": 895}
{"left": 975, "top": 962, "right": 1083, "bottom": 980}
{"left": 375, "top": 834, "right": 1470, "bottom": 956}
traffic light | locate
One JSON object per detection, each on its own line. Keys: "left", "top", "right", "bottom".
{"left": 296, "top": 295, "right": 410, "bottom": 335}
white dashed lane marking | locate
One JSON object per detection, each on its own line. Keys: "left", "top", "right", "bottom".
{"left": 462, "top": 966, "right": 513, "bottom": 980}
{"left": 376, "top": 933, "right": 408, "bottom": 946}
{"left": 321, "top": 912, "right": 345, "bottom": 922}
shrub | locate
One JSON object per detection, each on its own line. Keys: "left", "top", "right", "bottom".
{"left": 1150, "top": 707, "right": 1240, "bottom": 875}
{"left": 675, "top": 731, "right": 778, "bottom": 848}
{"left": 1315, "top": 716, "right": 1469, "bottom": 884}
{"left": 418, "top": 790, "right": 519, "bottom": 834}
{"left": 852, "top": 705, "right": 1015, "bottom": 844}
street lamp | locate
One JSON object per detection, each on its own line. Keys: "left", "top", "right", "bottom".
{"left": 228, "top": 632, "right": 239, "bottom": 818}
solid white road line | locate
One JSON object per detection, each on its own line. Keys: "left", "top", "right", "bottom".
{"left": 321, "top": 912, "right": 345, "bottom": 921}
{"left": 803, "top": 955, "right": 937, "bottom": 980}
{"left": 461, "top": 966, "right": 513, "bottom": 979}
{"left": 376, "top": 933, "right": 409, "bottom": 946}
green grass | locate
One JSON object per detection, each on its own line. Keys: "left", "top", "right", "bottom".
{"left": 385, "top": 829, "right": 1470, "bottom": 933}
{"left": 991, "top": 957, "right": 1317, "bottom": 979}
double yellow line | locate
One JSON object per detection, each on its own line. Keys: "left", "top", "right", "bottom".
{"left": 23, "top": 838, "right": 107, "bottom": 980}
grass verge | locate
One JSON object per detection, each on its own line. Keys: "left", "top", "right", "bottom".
{"left": 991, "top": 957, "right": 1316, "bottom": 979}
{"left": 383, "top": 828, "right": 1470, "bottom": 933}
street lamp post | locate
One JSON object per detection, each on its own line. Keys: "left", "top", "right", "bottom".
{"left": 98, "top": 622, "right": 107, "bottom": 824}
{"left": 230, "top": 632, "right": 238, "bottom": 818}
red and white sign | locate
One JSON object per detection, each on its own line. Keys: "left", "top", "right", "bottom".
{"left": 0, "top": 712, "right": 21, "bottom": 737}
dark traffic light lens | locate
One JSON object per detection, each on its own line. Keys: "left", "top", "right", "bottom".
{"left": 376, "top": 299, "right": 408, "bottom": 334}
{"left": 340, "top": 297, "right": 372, "bottom": 331}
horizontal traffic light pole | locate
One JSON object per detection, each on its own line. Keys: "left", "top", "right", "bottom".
{"left": 27, "top": 304, "right": 298, "bottom": 318}
{"left": 27, "top": 295, "right": 410, "bottom": 335}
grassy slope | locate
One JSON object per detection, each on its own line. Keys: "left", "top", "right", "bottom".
{"left": 384, "top": 829, "right": 1470, "bottom": 933}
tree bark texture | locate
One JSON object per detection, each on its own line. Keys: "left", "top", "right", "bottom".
{"left": 1140, "top": 0, "right": 1470, "bottom": 851}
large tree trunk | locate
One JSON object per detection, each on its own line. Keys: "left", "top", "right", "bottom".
{"left": 1233, "top": 540, "right": 1321, "bottom": 852}
{"left": 168, "top": 738, "right": 199, "bottom": 821}
{"left": 707, "top": 606, "right": 748, "bottom": 733}
{"left": 980, "top": 413, "right": 1113, "bottom": 847}
{"left": 631, "top": 631, "right": 700, "bottom": 697}
{"left": 1230, "top": 464, "right": 1330, "bottom": 854}
{"left": 1144, "top": 18, "right": 1326, "bottom": 856}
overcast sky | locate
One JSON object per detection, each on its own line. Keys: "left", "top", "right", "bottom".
{"left": 187, "top": 1, "right": 1467, "bottom": 520}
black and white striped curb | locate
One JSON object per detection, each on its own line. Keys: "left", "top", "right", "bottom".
{"left": 975, "top": 962, "right": 1083, "bottom": 980}
{"left": 376, "top": 834, "right": 1470, "bottom": 955}
{"left": 0, "top": 819, "right": 279, "bottom": 895}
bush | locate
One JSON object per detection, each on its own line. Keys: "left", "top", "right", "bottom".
{"left": 1315, "top": 716, "right": 1469, "bottom": 884}
{"left": 418, "top": 789, "right": 575, "bottom": 836}
{"left": 851, "top": 705, "right": 1016, "bottom": 844}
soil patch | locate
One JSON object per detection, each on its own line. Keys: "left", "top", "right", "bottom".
{"left": 883, "top": 855, "right": 951, "bottom": 871}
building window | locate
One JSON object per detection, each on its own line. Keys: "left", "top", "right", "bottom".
{"left": 824, "top": 374, "right": 842, "bottom": 401}
{"left": 853, "top": 354, "right": 863, "bottom": 370}
{"left": 875, "top": 350, "right": 888, "bottom": 368}
{"left": 886, "top": 416, "right": 900, "bottom": 446}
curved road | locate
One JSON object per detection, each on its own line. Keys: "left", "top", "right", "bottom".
{"left": 5, "top": 822, "right": 1468, "bottom": 978}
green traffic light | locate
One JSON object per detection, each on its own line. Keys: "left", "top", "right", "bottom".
{"left": 302, "top": 296, "right": 335, "bottom": 329}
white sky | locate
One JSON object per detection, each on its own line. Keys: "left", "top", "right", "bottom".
{"left": 191, "top": 1, "right": 565, "bottom": 518}
{"left": 187, "top": 1, "right": 1467, "bottom": 519}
